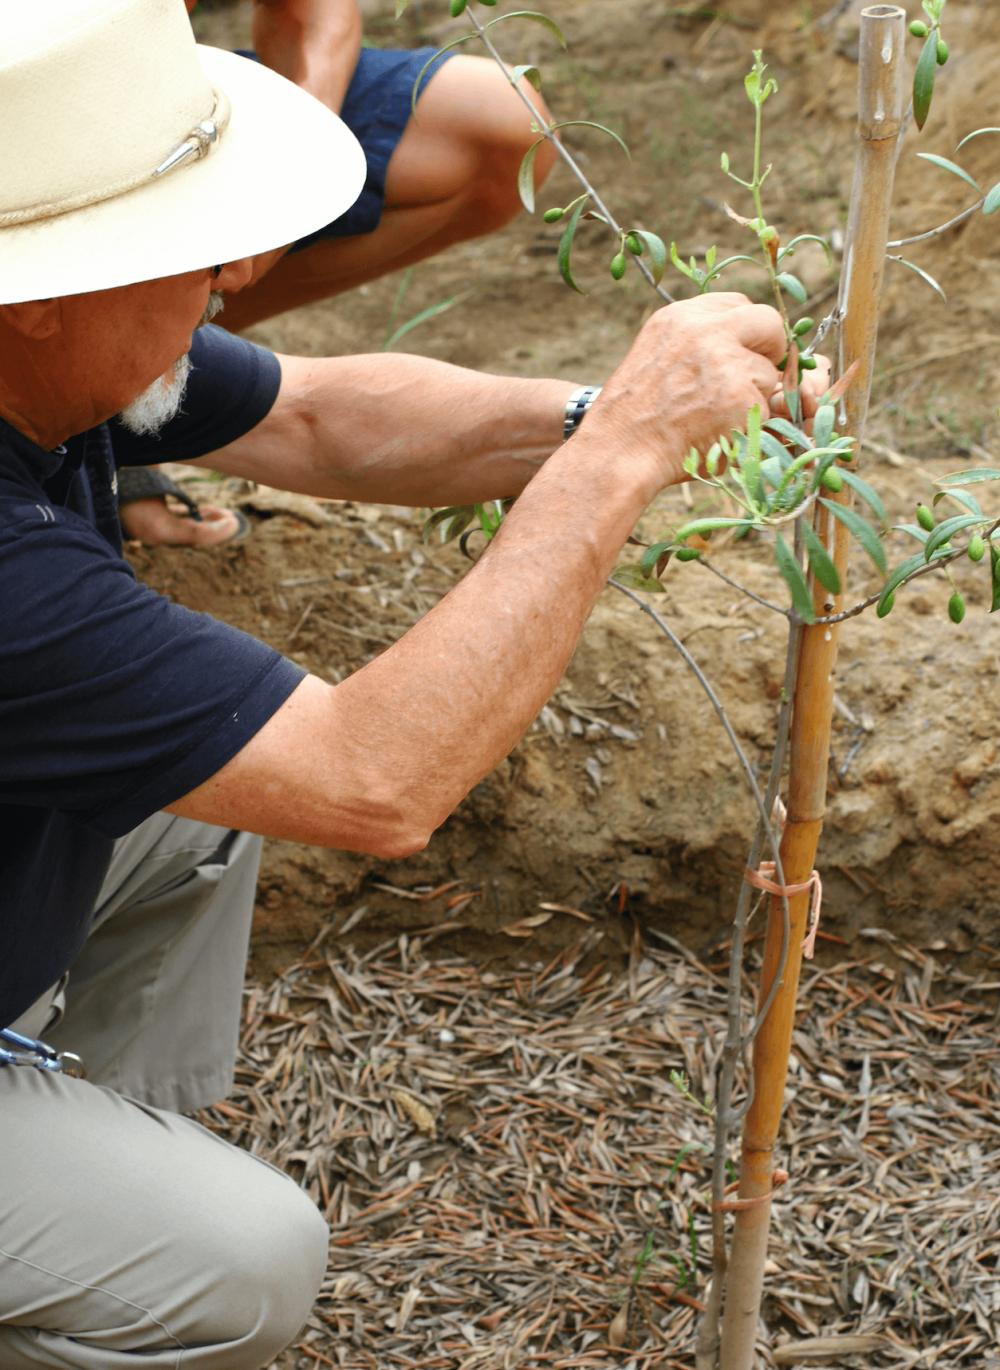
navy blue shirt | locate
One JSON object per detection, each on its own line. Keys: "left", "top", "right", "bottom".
{"left": 0, "top": 326, "right": 305, "bottom": 1027}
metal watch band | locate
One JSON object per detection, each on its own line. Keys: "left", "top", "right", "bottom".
{"left": 563, "top": 385, "right": 602, "bottom": 440}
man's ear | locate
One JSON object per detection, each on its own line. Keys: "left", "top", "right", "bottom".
{"left": 0, "top": 298, "right": 62, "bottom": 341}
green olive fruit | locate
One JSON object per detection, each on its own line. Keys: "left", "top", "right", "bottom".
{"left": 675, "top": 547, "right": 701, "bottom": 562}
{"left": 450, "top": 0, "right": 468, "bottom": 15}
{"left": 820, "top": 467, "right": 844, "bottom": 493}
{"left": 625, "top": 232, "right": 643, "bottom": 255}
{"left": 793, "top": 316, "right": 815, "bottom": 337}
{"left": 909, "top": 19, "right": 929, "bottom": 36}
{"left": 543, "top": 206, "right": 565, "bottom": 223}
{"left": 799, "top": 355, "right": 818, "bottom": 371}
{"left": 948, "top": 591, "right": 966, "bottom": 623}
{"left": 936, "top": 38, "right": 949, "bottom": 64}
{"left": 610, "top": 252, "right": 627, "bottom": 281}
{"left": 916, "top": 503, "right": 935, "bottom": 532}
{"left": 968, "top": 535, "right": 986, "bottom": 562}
{"left": 876, "top": 591, "right": 895, "bottom": 618}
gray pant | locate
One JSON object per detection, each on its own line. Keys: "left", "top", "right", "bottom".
{"left": 0, "top": 815, "right": 329, "bottom": 1368}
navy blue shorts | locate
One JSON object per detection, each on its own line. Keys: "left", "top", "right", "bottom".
{"left": 236, "top": 46, "right": 457, "bottom": 246}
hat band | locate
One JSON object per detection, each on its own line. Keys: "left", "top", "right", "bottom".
{"left": 0, "top": 89, "right": 231, "bottom": 230}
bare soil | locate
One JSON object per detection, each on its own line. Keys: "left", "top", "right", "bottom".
{"left": 162, "top": 0, "right": 1000, "bottom": 976}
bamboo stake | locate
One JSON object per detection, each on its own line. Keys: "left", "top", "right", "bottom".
{"left": 717, "top": 9, "right": 907, "bottom": 1367}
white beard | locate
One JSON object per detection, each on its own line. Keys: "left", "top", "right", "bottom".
{"left": 117, "top": 353, "right": 192, "bottom": 436}
{"left": 115, "top": 291, "right": 224, "bottom": 437}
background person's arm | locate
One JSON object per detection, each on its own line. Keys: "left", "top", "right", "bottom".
{"left": 167, "top": 297, "right": 786, "bottom": 855}
{"left": 251, "top": 0, "right": 362, "bottom": 113}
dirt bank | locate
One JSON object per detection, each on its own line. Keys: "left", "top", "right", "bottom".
{"left": 159, "top": 0, "right": 1000, "bottom": 971}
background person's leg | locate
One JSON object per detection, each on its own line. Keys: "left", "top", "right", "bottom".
{"left": 0, "top": 1067, "right": 327, "bottom": 1368}
{"left": 221, "top": 54, "right": 557, "bottom": 329}
{"left": 46, "top": 814, "right": 262, "bottom": 1113}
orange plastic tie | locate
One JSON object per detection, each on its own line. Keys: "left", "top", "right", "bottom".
{"left": 744, "top": 862, "right": 823, "bottom": 960}
{"left": 714, "top": 1168, "right": 789, "bottom": 1213}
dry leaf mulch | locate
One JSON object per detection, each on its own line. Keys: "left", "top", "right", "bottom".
{"left": 199, "top": 921, "right": 1000, "bottom": 1370}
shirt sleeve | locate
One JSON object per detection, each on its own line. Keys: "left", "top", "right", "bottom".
{"left": 0, "top": 501, "right": 305, "bottom": 837}
{"left": 109, "top": 324, "right": 283, "bottom": 466}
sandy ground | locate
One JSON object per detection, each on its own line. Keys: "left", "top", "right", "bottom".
{"left": 152, "top": 0, "right": 1000, "bottom": 974}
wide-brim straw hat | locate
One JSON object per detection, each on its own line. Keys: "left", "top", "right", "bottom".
{"left": 0, "top": 0, "right": 367, "bottom": 304}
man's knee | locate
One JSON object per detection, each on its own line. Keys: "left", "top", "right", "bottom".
{"left": 190, "top": 1171, "right": 328, "bottom": 1363}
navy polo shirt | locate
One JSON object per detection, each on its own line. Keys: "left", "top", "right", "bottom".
{"left": 0, "top": 325, "right": 305, "bottom": 1028}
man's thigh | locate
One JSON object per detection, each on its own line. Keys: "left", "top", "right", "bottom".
{"left": 47, "top": 815, "right": 262, "bottom": 1113}
{"left": 0, "top": 1066, "right": 327, "bottom": 1368}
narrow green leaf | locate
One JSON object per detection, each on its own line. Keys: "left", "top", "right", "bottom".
{"left": 839, "top": 469, "right": 887, "bottom": 527}
{"left": 803, "top": 525, "right": 841, "bottom": 595}
{"left": 383, "top": 291, "right": 468, "bottom": 350}
{"left": 612, "top": 565, "right": 668, "bottom": 593}
{"left": 517, "top": 137, "right": 547, "bottom": 213}
{"left": 547, "top": 119, "right": 630, "bottom": 160}
{"left": 557, "top": 195, "right": 590, "bottom": 294}
{"left": 956, "top": 127, "right": 1000, "bottom": 151}
{"left": 486, "top": 9, "right": 569, "bottom": 47}
{"left": 916, "top": 152, "right": 981, "bottom": 193}
{"left": 775, "top": 271, "right": 807, "bottom": 304}
{"left": 820, "top": 498, "right": 887, "bottom": 573}
{"left": 939, "top": 467, "right": 1000, "bottom": 486}
{"left": 878, "top": 551, "right": 929, "bottom": 611}
{"left": 764, "top": 417, "right": 812, "bottom": 450}
{"left": 913, "top": 31, "right": 938, "bottom": 130}
{"left": 923, "top": 513, "right": 985, "bottom": 559}
{"left": 411, "top": 34, "right": 478, "bottom": 112}
{"left": 639, "top": 540, "right": 674, "bottom": 576}
{"left": 984, "top": 182, "right": 1000, "bottom": 215}
{"left": 777, "top": 233, "right": 833, "bottom": 265}
{"left": 811, "top": 403, "right": 836, "bottom": 450}
{"left": 759, "top": 431, "right": 791, "bottom": 464}
{"left": 774, "top": 535, "right": 815, "bottom": 622}
{"left": 894, "top": 522, "right": 931, "bottom": 544}
{"left": 672, "top": 517, "right": 756, "bottom": 541}
{"left": 990, "top": 546, "right": 1000, "bottom": 614}
{"left": 630, "top": 231, "right": 667, "bottom": 284}
{"left": 933, "top": 487, "right": 983, "bottom": 516}
{"left": 511, "top": 64, "right": 543, "bottom": 90}
{"left": 889, "top": 254, "right": 946, "bottom": 301}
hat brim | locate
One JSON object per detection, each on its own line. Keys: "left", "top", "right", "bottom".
{"left": 0, "top": 47, "right": 368, "bottom": 304}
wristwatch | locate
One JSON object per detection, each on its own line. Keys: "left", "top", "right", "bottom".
{"left": 563, "top": 385, "right": 602, "bottom": 440}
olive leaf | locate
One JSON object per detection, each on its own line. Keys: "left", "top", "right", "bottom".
{"left": 511, "top": 63, "right": 543, "bottom": 90}
{"left": 775, "top": 271, "right": 807, "bottom": 304}
{"left": 612, "top": 565, "right": 668, "bottom": 594}
{"left": 984, "top": 182, "right": 1000, "bottom": 215}
{"left": 820, "top": 499, "right": 887, "bottom": 574}
{"left": 802, "top": 525, "right": 841, "bottom": 596}
{"left": 411, "top": 33, "right": 479, "bottom": 112}
{"left": 923, "top": 513, "right": 985, "bottom": 560}
{"left": 557, "top": 195, "right": 591, "bottom": 293}
{"left": 485, "top": 10, "right": 569, "bottom": 48}
{"left": 916, "top": 153, "right": 980, "bottom": 193}
{"left": 887, "top": 254, "right": 946, "bottom": 301}
{"left": 956, "top": 126, "right": 1000, "bottom": 150}
{"left": 913, "top": 31, "right": 938, "bottom": 130}
{"left": 627, "top": 230, "right": 668, "bottom": 284}
{"left": 774, "top": 534, "right": 815, "bottom": 622}
{"left": 938, "top": 466, "right": 1000, "bottom": 486}
{"left": 839, "top": 470, "right": 887, "bottom": 527}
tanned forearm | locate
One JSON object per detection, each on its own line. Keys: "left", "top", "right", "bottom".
{"left": 169, "top": 416, "right": 663, "bottom": 853}
{"left": 208, "top": 352, "right": 579, "bottom": 506}
{"left": 252, "top": 0, "right": 362, "bottom": 111}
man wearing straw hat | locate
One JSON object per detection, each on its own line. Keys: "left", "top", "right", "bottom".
{"left": 0, "top": 1, "right": 789, "bottom": 1364}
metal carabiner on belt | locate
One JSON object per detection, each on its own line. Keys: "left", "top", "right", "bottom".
{"left": 0, "top": 1027, "right": 87, "bottom": 1078}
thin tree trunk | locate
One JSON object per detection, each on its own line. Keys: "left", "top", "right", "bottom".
{"left": 717, "top": 8, "right": 907, "bottom": 1367}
